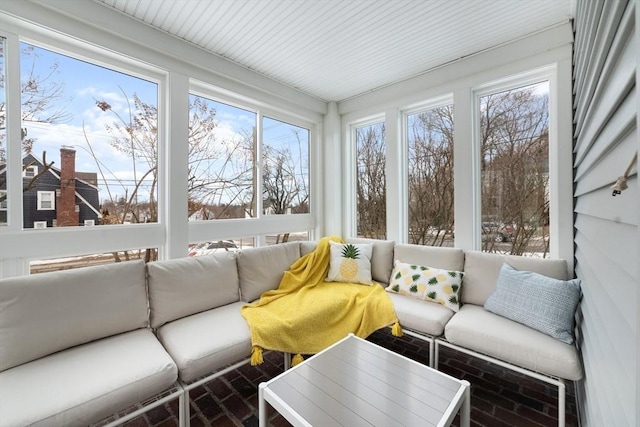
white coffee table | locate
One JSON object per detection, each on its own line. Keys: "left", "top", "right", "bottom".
{"left": 258, "top": 334, "right": 470, "bottom": 427}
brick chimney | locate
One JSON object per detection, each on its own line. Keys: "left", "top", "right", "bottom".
{"left": 56, "top": 146, "right": 79, "bottom": 226}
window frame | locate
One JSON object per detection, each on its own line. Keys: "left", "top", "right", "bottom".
{"left": 187, "top": 81, "right": 318, "bottom": 248}
{"left": 401, "top": 95, "right": 455, "bottom": 246}
{"left": 37, "top": 190, "right": 55, "bottom": 210}
{"left": 471, "top": 64, "right": 573, "bottom": 265}
{"left": 346, "top": 115, "right": 387, "bottom": 238}
{"left": 22, "top": 165, "right": 37, "bottom": 178}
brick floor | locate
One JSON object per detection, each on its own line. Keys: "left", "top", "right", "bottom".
{"left": 116, "top": 331, "right": 578, "bottom": 427}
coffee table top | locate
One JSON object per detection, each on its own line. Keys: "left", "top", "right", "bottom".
{"left": 259, "top": 334, "right": 470, "bottom": 427}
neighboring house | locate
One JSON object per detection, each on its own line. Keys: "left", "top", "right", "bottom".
{"left": 0, "top": 147, "right": 102, "bottom": 228}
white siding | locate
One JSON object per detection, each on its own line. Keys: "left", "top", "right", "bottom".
{"left": 573, "top": 1, "right": 639, "bottom": 426}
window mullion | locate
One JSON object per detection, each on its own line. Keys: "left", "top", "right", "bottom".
{"left": 5, "top": 33, "right": 22, "bottom": 230}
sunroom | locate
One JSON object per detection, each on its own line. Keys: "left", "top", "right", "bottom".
{"left": 0, "top": 1, "right": 637, "bottom": 426}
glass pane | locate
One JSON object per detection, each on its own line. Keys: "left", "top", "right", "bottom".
{"left": 355, "top": 122, "right": 386, "bottom": 239}
{"left": 188, "top": 95, "right": 256, "bottom": 220}
{"left": 188, "top": 237, "right": 254, "bottom": 257}
{"left": 0, "top": 37, "right": 6, "bottom": 226}
{"left": 19, "top": 42, "right": 158, "bottom": 228}
{"left": 407, "top": 105, "right": 454, "bottom": 247}
{"left": 265, "top": 231, "right": 310, "bottom": 245}
{"left": 480, "top": 82, "right": 550, "bottom": 257}
{"left": 29, "top": 248, "right": 158, "bottom": 274}
{"left": 262, "top": 117, "right": 309, "bottom": 215}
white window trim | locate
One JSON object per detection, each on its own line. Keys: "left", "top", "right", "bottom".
{"left": 37, "top": 191, "right": 55, "bottom": 210}
{"left": 22, "top": 165, "right": 37, "bottom": 178}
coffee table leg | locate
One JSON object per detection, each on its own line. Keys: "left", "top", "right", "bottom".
{"left": 258, "top": 383, "right": 266, "bottom": 427}
{"left": 460, "top": 380, "right": 471, "bottom": 427}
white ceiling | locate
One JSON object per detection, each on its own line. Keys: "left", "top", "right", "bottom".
{"left": 94, "top": 0, "right": 574, "bottom": 102}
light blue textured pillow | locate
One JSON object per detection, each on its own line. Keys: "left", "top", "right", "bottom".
{"left": 484, "top": 263, "right": 581, "bottom": 344}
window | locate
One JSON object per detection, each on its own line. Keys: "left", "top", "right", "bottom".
{"left": 19, "top": 42, "right": 158, "bottom": 228}
{"left": 262, "top": 117, "right": 309, "bottom": 215}
{"left": 406, "top": 104, "right": 454, "bottom": 246}
{"left": 187, "top": 94, "right": 312, "bottom": 223}
{"left": 355, "top": 121, "right": 386, "bottom": 239}
{"left": 22, "top": 165, "right": 37, "bottom": 178}
{"left": 29, "top": 248, "right": 158, "bottom": 274}
{"left": 37, "top": 191, "right": 55, "bottom": 210}
{"left": 478, "top": 81, "right": 550, "bottom": 257}
{"left": 187, "top": 95, "right": 256, "bottom": 220}
{"left": 188, "top": 237, "right": 254, "bottom": 257}
{"left": 0, "top": 190, "right": 7, "bottom": 210}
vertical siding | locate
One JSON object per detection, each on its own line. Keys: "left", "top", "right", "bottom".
{"left": 573, "top": 1, "right": 638, "bottom": 426}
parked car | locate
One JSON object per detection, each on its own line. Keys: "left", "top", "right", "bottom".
{"left": 188, "top": 240, "right": 239, "bottom": 257}
{"left": 482, "top": 222, "right": 515, "bottom": 243}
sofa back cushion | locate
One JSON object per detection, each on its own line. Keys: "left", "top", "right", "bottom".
{"left": 393, "top": 244, "right": 465, "bottom": 272}
{"left": 237, "top": 242, "right": 301, "bottom": 302}
{"left": 0, "top": 260, "right": 148, "bottom": 372}
{"left": 345, "top": 237, "right": 395, "bottom": 284}
{"left": 462, "top": 251, "right": 569, "bottom": 306}
{"left": 147, "top": 252, "right": 240, "bottom": 329}
{"left": 300, "top": 241, "right": 317, "bottom": 256}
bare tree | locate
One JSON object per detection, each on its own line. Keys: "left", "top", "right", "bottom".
{"left": 0, "top": 43, "right": 69, "bottom": 209}
{"left": 480, "top": 86, "right": 550, "bottom": 256}
{"left": 187, "top": 98, "right": 254, "bottom": 219}
{"left": 263, "top": 128, "right": 309, "bottom": 215}
{"left": 408, "top": 105, "right": 455, "bottom": 246}
{"left": 0, "top": 43, "right": 70, "bottom": 160}
{"left": 356, "top": 123, "right": 386, "bottom": 239}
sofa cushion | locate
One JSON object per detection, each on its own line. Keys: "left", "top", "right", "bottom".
{"left": 484, "top": 264, "right": 581, "bottom": 344}
{"left": 462, "top": 251, "right": 568, "bottom": 306}
{"left": 345, "top": 237, "right": 395, "bottom": 283}
{"left": 386, "top": 260, "right": 463, "bottom": 312}
{"left": 386, "top": 292, "right": 454, "bottom": 337}
{"left": 326, "top": 241, "right": 373, "bottom": 285}
{"left": 444, "top": 304, "right": 582, "bottom": 381}
{"left": 0, "top": 260, "right": 148, "bottom": 372}
{"left": 156, "top": 302, "right": 252, "bottom": 383}
{"left": 300, "top": 241, "right": 317, "bottom": 256}
{"left": 237, "top": 242, "right": 301, "bottom": 302}
{"left": 0, "top": 329, "right": 177, "bottom": 427}
{"left": 147, "top": 252, "right": 240, "bottom": 329}
{"left": 393, "top": 244, "right": 464, "bottom": 272}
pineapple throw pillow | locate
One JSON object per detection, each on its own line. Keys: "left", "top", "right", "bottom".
{"left": 385, "top": 260, "right": 464, "bottom": 312}
{"left": 326, "top": 242, "right": 373, "bottom": 285}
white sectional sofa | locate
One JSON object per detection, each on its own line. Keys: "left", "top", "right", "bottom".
{"left": 0, "top": 239, "right": 581, "bottom": 427}
{"left": 0, "top": 260, "right": 181, "bottom": 427}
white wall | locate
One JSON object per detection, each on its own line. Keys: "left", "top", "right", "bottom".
{"left": 573, "top": 1, "right": 639, "bottom": 425}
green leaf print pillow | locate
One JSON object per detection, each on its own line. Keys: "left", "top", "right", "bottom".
{"left": 385, "top": 260, "right": 464, "bottom": 312}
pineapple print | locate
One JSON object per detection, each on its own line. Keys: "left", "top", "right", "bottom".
{"left": 339, "top": 244, "right": 360, "bottom": 280}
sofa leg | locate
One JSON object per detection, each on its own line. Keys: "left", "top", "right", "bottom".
{"left": 181, "top": 389, "right": 190, "bottom": 427}
{"left": 434, "top": 340, "right": 440, "bottom": 370}
{"left": 283, "top": 352, "right": 291, "bottom": 370}
{"left": 429, "top": 340, "right": 435, "bottom": 368}
{"left": 558, "top": 380, "right": 566, "bottom": 427}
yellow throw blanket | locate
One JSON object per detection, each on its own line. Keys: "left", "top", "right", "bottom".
{"left": 241, "top": 236, "right": 402, "bottom": 365}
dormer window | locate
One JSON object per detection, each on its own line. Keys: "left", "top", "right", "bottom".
{"left": 23, "top": 165, "right": 38, "bottom": 178}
